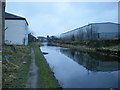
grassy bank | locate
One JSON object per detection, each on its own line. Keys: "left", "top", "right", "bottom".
{"left": 57, "top": 38, "right": 120, "bottom": 48}
{"left": 31, "top": 42, "right": 60, "bottom": 88}
{"left": 52, "top": 42, "right": 95, "bottom": 52}
{"left": 2, "top": 45, "right": 31, "bottom": 88}
{"left": 2, "top": 42, "right": 61, "bottom": 88}
{"left": 96, "top": 44, "right": 120, "bottom": 55}
{"left": 52, "top": 39, "right": 120, "bottom": 57}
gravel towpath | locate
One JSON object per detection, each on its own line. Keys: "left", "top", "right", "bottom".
{"left": 26, "top": 48, "right": 38, "bottom": 88}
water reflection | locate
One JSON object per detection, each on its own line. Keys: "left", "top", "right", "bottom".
{"left": 41, "top": 45, "right": 120, "bottom": 88}
{"left": 60, "top": 48, "right": 120, "bottom": 72}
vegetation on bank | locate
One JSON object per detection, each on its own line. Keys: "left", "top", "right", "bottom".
{"left": 52, "top": 42, "right": 95, "bottom": 52}
{"left": 2, "top": 45, "right": 31, "bottom": 88}
{"left": 55, "top": 38, "right": 120, "bottom": 48}
{"left": 96, "top": 44, "right": 120, "bottom": 55}
{"left": 2, "top": 42, "right": 61, "bottom": 88}
{"left": 51, "top": 38, "right": 120, "bottom": 57}
{"left": 31, "top": 42, "right": 60, "bottom": 88}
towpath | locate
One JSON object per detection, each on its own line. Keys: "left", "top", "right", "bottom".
{"left": 26, "top": 48, "right": 38, "bottom": 88}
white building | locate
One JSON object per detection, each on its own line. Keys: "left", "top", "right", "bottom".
{"left": 5, "top": 12, "right": 29, "bottom": 45}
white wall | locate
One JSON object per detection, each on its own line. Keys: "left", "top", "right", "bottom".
{"left": 24, "top": 21, "right": 28, "bottom": 45}
{"left": 5, "top": 20, "right": 28, "bottom": 45}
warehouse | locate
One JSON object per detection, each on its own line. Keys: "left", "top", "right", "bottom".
{"left": 60, "top": 22, "right": 120, "bottom": 41}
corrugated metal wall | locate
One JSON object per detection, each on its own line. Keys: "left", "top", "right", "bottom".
{"left": 60, "top": 23, "right": 120, "bottom": 41}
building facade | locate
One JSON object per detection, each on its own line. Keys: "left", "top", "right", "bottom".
{"left": 60, "top": 22, "right": 120, "bottom": 41}
{"left": 5, "top": 12, "right": 29, "bottom": 45}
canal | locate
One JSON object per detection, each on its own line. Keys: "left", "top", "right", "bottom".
{"left": 40, "top": 44, "right": 120, "bottom": 88}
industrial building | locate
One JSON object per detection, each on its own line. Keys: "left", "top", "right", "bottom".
{"left": 60, "top": 22, "right": 120, "bottom": 41}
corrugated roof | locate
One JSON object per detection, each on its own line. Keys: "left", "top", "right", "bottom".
{"left": 5, "top": 12, "right": 29, "bottom": 25}
{"left": 61, "top": 22, "right": 119, "bottom": 35}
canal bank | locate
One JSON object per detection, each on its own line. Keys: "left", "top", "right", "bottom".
{"left": 2, "top": 42, "right": 60, "bottom": 88}
{"left": 51, "top": 38, "right": 120, "bottom": 57}
{"left": 31, "top": 42, "right": 60, "bottom": 88}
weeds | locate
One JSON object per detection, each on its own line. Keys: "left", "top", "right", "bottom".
{"left": 2, "top": 45, "right": 31, "bottom": 88}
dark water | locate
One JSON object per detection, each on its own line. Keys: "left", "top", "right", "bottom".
{"left": 40, "top": 45, "right": 120, "bottom": 88}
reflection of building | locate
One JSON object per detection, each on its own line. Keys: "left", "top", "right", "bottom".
{"left": 5, "top": 12, "right": 29, "bottom": 45}
{"left": 60, "top": 48, "right": 120, "bottom": 72}
{"left": 60, "top": 22, "right": 120, "bottom": 40}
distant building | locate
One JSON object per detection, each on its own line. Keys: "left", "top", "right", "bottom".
{"left": 38, "top": 36, "right": 47, "bottom": 42}
{"left": 60, "top": 22, "right": 120, "bottom": 40}
{"left": 5, "top": 12, "right": 29, "bottom": 45}
{"left": 28, "top": 33, "right": 38, "bottom": 42}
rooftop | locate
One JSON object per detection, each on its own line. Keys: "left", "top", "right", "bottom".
{"left": 5, "top": 12, "right": 25, "bottom": 19}
{"left": 5, "top": 12, "right": 28, "bottom": 25}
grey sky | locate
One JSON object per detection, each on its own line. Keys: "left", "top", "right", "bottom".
{"left": 6, "top": 2, "right": 118, "bottom": 37}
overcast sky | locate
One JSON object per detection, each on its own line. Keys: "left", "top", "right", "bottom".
{"left": 6, "top": 2, "right": 118, "bottom": 37}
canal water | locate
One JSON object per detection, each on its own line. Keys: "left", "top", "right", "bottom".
{"left": 40, "top": 45, "right": 120, "bottom": 88}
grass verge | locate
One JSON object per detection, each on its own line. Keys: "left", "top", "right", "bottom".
{"left": 2, "top": 45, "right": 31, "bottom": 88}
{"left": 52, "top": 42, "right": 95, "bottom": 52}
{"left": 32, "top": 42, "right": 60, "bottom": 88}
